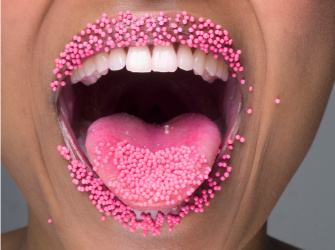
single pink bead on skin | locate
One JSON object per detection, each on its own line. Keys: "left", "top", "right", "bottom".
{"left": 275, "top": 98, "right": 281, "bottom": 104}
{"left": 48, "top": 219, "right": 52, "bottom": 224}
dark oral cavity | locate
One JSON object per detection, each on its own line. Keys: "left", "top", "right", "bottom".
{"left": 54, "top": 11, "right": 246, "bottom": 236}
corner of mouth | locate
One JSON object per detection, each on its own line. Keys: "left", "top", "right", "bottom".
{"left": 52, "top": 10, "right": 249, "bottom": 236}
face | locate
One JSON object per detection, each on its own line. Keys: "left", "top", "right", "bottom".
{"left": 2, "top": 0, "right": 335, "bottom": 249}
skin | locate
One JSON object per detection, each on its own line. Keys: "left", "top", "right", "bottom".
{"left": 2, "top": 0, "right": 335, "bottom": 249}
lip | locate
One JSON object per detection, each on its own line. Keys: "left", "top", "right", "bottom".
{"left": 54, "top": 10, "right": 249, "bottom": 236}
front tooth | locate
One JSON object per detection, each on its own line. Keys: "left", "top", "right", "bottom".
{"left": 126, "top": 46, "right": 151, "bottom": 72}
{"left": 193, "top": 49, "right": 206, "bottom": 75}
{"left": 152, "top": 45, "right": 178, "bottom": 72}
{"left": 83, "top": 57, "right": 96, "bottom": 77}
{"left": 95, "top": 52, "right": 109, "bottom": 74}
{"left": 177, "top": 44, "right": 194, "bottom": 71}
{"left": 215, "top": 60, "right": 229, "bottom": 81}
{"left": 109, "top": 48, "right": 126, "bottom": 71}
{"left": 205, "top": 53, "right": 217, "bottom": 77}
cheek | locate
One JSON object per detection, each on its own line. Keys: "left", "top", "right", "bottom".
{"left": 243, "top": 0, "right": 335, "bottom": 204}
{"left": 251, "top": 0, "right": 325, "bottom": 30}
{"left": 250, "top": 0, "right": 334, "bottom": 58}
{"left": 249, "top": 0, "right": 335, "bottom": 101}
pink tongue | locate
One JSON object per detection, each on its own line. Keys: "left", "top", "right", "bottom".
{"left": 85, "top": 113, "right": 220, "bottom": 211}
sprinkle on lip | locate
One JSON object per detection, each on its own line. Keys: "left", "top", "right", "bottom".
{"left": 53, "top": 10, "right": 253, "bottom": 236}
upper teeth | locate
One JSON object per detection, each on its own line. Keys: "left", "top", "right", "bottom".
{"left": 71, "top": 44, "right": 229, "bottom": 85}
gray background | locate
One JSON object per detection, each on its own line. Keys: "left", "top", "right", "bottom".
{"left": 1, "top": 88, "right": 334, "bottom": 250}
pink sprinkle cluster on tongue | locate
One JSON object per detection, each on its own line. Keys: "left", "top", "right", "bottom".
{"left": 85, "top": 113, "right": 221, "bottom": 211}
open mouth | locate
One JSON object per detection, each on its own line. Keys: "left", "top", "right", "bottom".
{"left": 54, "top": 11, "right": 247, "bottom": 236}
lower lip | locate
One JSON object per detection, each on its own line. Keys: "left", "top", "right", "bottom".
{"left": 54, "top": 10, "right": 248, "bottom": 236}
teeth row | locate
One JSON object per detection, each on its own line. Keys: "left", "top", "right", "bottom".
{"left": 71, "top": 44, "right": 229, "bottom": 85}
